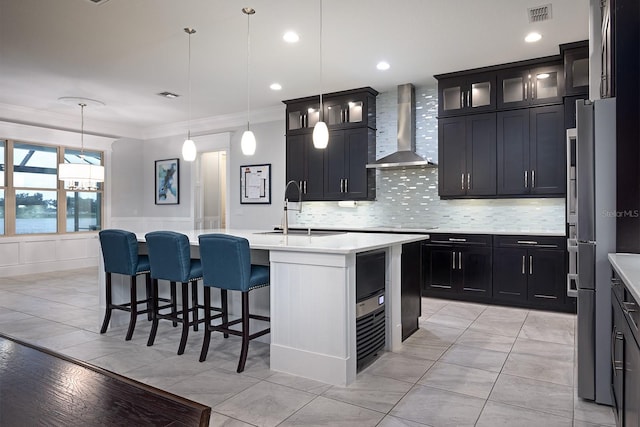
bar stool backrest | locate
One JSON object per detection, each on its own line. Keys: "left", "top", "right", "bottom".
{"left": 99, "top": 229, "right": 142, "bottom": 276}
{"left": 145, "top": 231, "right": 193, "bottom": 282}
{"left": 198, "top": 234, "right": 252, "bottom": 292}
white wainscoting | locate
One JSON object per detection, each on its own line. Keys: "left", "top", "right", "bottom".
{"left": 0, "top": 234, "right": 100, "bottom": 277}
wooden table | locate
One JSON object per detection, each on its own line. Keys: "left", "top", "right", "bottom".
{"left": 0, "top": 333, "right": 210, "bottom": 426}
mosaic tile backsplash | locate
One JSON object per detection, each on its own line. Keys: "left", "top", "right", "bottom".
{"left": 292, "top": 85, "right": 566, "bottom": 234}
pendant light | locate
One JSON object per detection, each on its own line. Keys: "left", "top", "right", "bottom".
{"left": 241, "top": 7, "right": 257, "bottom": 156}
{"left": 182, "top": 27, "right": 197, "bottom": 162}
{"left": 312, "top": 0, "right": 329, "bottom": 149}
{"left": 58, "top": 100, "right": 105, "bottom": 190}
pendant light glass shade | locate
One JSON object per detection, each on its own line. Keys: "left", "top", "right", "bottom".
{"left": 182, "top": 138, "right": 197, "bottom": 161}
{"left": 183, "top": 28, "right": 197, "bottom": 162}
{"left": 242, "top": 7, "right": 256, "bottom": 156}
{"left": 314, "top": 0, "right": 328, "bottom": 150}
{"left": 312, "top": 121, "right": 329, "bottom": 149}
{"left": 58, "top": 101, "right": 105, "bottom": 190}
{"left": 241, "top": 130, "right": 256, "bottom": 155}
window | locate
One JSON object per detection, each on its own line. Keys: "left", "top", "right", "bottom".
{"left": 0, "top": 139, "right": 104, "bottom": 236}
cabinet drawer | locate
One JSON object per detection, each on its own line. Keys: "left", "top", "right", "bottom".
{"left": 494, "top": 235, "right": 565, "bottom": 249}
{"left": 427, "top": 234, "right": 492, "bottom": 246}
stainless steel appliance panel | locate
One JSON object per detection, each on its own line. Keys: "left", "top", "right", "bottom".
{"left": 577, "top": 288, "right": 596, "bottom": 400}
{"left": 576, "top": 99, "right": 595, "bottom": 243}
{"left": 577, "top": 242, "right": 596, "bottom": 290}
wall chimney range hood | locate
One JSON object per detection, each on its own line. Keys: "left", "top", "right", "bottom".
{"left": 366, "top": 83, "right": 437, "bottom": 169}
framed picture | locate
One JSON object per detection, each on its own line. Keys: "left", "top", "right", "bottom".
{"left": 155, "top": 158, "right": 180, "bottom": 205}
{"left": 240, "top": 164, "right": 271, "bottom": 204}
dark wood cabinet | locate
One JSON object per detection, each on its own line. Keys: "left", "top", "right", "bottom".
{"left": 284, "top": 87, "right": 377, "bottom": 201}
{"left": 423, "top": 234, "right": 492, "bottom": 299}
{"left": 324, "top": 128, "right": 374, "bottom": 200}
{"left": 562, "top": 41, "right": 590, "bottom": 96}
{"left": 497, "top": 105, "right": 565, "bottom": 196}
{"left": 611, "top": 270, "right": 640, "bottom": 427}
{"left": 438, "top": 113, "right": 496, "bottom": 198}
{"left": 493, "top": 236, "right": 567, "bottom": 309}
{"left": 497, "top": 63, "right": 564, "bottom": 109}
{"left": 437, "top": 73, "right": 496, "bottom": 117}
{"left": 285, "top": 133, "right": 324, "bottom": 201}
{"left": 401, "top": 241, "right": 422, "bottom": 341}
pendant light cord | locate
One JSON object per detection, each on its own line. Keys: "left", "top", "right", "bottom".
{"left": 185, "top": 28, "right": 195, "bottom": 140}
{"left": 246, "top": 10, "right": 251, "bottom": 131}
{"left": 319, "top": 0, "right": 323, "bottom": 120}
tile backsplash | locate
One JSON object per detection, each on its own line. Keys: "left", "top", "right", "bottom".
{"left": 291, "top": 85, "right": 566, "bottom": 234}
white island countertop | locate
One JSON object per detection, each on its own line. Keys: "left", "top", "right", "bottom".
{"left": 284, "top": 225, "right": 565, "bottom": 237}
{"left": 608, "top": 253, "right": 640, "bottom": 303}
{"left": 134, "top": 228, "right": 429, "bottom": 255}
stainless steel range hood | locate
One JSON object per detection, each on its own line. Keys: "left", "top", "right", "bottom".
{"left": 366, "top": 83, "right": 437, "bottom": 169}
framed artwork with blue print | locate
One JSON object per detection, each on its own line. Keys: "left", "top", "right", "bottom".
{"left": 155, "top": 158, "right": 179, "bottom": 205}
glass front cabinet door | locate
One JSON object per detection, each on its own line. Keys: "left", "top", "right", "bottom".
{"left": 498, "top": 64, "right": 564, "bottom": 109}
{"left": 286, "top": 100, "right": 320, "bottom": 133}
{"left": 438, "top": 73, "right": 496, "bottom": 117}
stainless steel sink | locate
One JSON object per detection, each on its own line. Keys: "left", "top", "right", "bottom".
{"left": 255, "top": 229, "right": 346, "bottom": 236}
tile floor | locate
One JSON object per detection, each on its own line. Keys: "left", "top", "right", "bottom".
{"left": 0, "top": 268, "right": 617, "bottom": 427}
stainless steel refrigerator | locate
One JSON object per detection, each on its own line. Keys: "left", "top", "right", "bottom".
{"left": 572, "top": 98, "right": 616, "bottom": 405}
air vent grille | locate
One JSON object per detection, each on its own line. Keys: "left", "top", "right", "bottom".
{"left": 528, "top": 4, "right": 552, "bottom": 22}
{"left": 86, "top": 0, "right": 111, "bottom": 5}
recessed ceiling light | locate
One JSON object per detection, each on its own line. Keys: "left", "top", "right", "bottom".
{"left": 376, "top": 61, "right": 390, "bottom": 71}
{"left": 270, "top": 83, "right": 282, "bottom": 91}
{"left": 283, "top": 31, "right": 299, "bottom": 43}
{"left": 158, "top": 91, "right": 180, "bottom": 98}
{"left": 525, "top": 32, "right": 542, "bottom": 43}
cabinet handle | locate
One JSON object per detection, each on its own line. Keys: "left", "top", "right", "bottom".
{"left": 458, "top": 252, "right": 462, "bottom": 269}
{"left": 623, "top": 301, "right": 637, "bottom": 313}
{"left": 522, "top": 255, "right": 526, "bottom": 274}
{"left": 340, "top": 179, "right": 344, "bottom": 193}
{"left": 529, "top": 255, "right": 533, "bottom": 275}
{"left": 461, "top": 91, "right": 465, "bottom": 109}
{"left": 461, "top": 173, "right": 465, "bottom": 190}
{"left": 345, "top": 107, "right": 349, "bottom": 123}
{"left": 452, "top": 252, "right": 456, "bottom": 270}
{"left": 467, "top": 90, "right": 471, "bottom": 107}
{"left": 448, "top": 238, "right": 467, "bottom": 242}
{"left": 517, "top": 240, "right": 538, "bottom": 245}
{"left": 524, "top": 82, "right": 528, "bottom": 101}
{"left": 531, "top": 170, "right": 535, "bottom": 188}
{"left": 304, "top": 180, "right": 307, "bottom": 194}
{"left": 344, "top": 179, "right": 348, "bottom": 193}
{"left": 467, "top": 173, "right": 470, "bottom": 190}
{"left": 524, "top": 170, "right": 528, "bottom": 188}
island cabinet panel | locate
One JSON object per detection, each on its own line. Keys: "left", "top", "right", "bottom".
{"left": 438, "top": 113, "right": 496, "bottom": 198}
{"left": 284, "top": 87, "right": 377, "bottom": 201}
{"left": 401, "top": 241, "right": 422, "bottom": 341}
{"left": 422, "top": 234, "right": 492, "bottom": 300}
{"left": 497, "top": 104, "right": 565, "bottom": 196}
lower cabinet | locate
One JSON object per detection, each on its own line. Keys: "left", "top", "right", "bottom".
{"left": 493, "top": 235, "right": 567, "bottom": 310}
{"left": 611, "top": 272, "right": 640, "bottom": 427}
{"left": 423, "top": 234, "right": 492, "bottom": 301}
{"left": 423, "top": 233, "right": 573, "bottom": 312}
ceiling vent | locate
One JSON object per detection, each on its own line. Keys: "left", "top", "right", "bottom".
{"left": 528, "top": 4, "right": 552, "bottom": 22}
{"left": 86, "top": 0, "right": 111, "bottom": 5}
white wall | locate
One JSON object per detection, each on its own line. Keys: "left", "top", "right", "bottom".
{"left": 0, "top": 120, "right": 114, "bottom": 276}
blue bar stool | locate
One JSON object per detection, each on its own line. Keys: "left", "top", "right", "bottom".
{"left": 98, "top": 229, "right": 175, "bottom": 341}
{"left": 145, "top": 231, "right": 206, "bottom": 355}
{"left": 198, "top": 233, "right": 270, "bottom": 372}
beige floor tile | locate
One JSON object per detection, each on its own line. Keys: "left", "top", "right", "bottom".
{"left": 476, "top": 401, "right": 573, "bottom": 427}
{"left": 321, "top": 372, "right": 413, "bottom": 413}
{"left": 363, "top": 351, "right": 434, "bottom": 383}
{"left": 439, "top": 344, "right": 509, "bottom": 373}
{"left": 418, "top": 361, "right": 499, "bottom": 399}
{"left": 278, "top": 395, "right": 384, "bottom": 426}
{"left": 455, "top": 329, "right": 516, "bottom": 353}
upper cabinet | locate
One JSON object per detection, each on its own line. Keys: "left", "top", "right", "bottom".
{"left": 562, "top": 41, "right": 589, "bottom": 96}
{"left": 438, "top": 73, "right": 496, "bottom": 117}
{"left": 497, "top": 63, "right": 564, "bottom": 109}
{"left": 283, "top": 87, "right": 377, "bottom": 201}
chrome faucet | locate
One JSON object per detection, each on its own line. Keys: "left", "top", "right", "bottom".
{"left": 283, "top": 180, "right": 303, "bottom": 235}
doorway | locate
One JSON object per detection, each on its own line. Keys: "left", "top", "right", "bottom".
{"left": 194, "top": 150, "right": 227, "bottom": 229}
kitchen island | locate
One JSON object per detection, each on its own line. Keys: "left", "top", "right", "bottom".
{"left": 99, "top": 229, "right": 428, "bottom": 386}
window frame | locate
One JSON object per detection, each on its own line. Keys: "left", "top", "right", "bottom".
{"left": 0, "top": 139, "right": 105, "bottom": 236}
